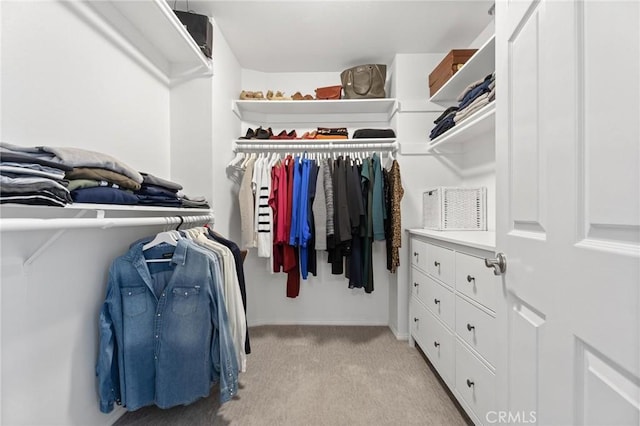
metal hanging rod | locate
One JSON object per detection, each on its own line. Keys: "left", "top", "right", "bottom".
{"left": 234, "top": 141, "right": 398, "bottom": 153}
{"left": 0, "top": 213, "right": 214, "bottom": 232}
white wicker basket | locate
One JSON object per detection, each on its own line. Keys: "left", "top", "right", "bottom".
{"left": 423, "top": 187, "right": 487, "bottom": 231}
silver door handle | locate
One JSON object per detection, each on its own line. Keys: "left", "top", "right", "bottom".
{"left": 484, "top": 253, "right": 507, "bottom": 275}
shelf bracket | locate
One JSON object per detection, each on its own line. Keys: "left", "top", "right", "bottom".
{"left": 23, "top": 210, "right": 89, "bottom": 268}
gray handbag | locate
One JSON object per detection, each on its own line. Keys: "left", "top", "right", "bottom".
{"left": 340, "top": 64, "right": 387, "bottom": 99}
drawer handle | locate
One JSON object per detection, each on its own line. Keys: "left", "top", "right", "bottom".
{"left": 433, "top": 341, "right": 440, "bottom": 348}
{"left": 434, "top": 261, "right": 440, "bottom": 267}
{"left": 467, "top": 275, "right": 475, "bottom": 283}
{"left": 414, "top": 282, "right": 419, "bottom": 287}
{"left": 466, "top": 379, "right": 474, "bottom": 388}
{"left": 413, "top": 251, "right": 418, "bottom": 257}
{"left": 467, "top": 323, "right": 475, "bottom": 331}
{"left": 414, "top": 317, "right": 419, "bottom": 322}
{"left": 434, "top": 298, "right": 440, "bottom": 305}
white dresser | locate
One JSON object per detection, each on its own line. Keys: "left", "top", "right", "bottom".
{"left": 408, "top": 229, "right": 498, "bottom": 425}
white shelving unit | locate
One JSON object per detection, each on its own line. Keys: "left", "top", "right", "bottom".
{"left": 429, "top": 35, "right": 495, "bottom": 106}
{"left": 232, "top": 99, "right": 398, "bottom": 124}
{"left": 427, "top": 103, "right": 495, "bottom": 154}
{"left": 234, "top": 138, "right": 396, "bottom": 146}
{"left": 65, "top": 0, "right": 213, "bottom": 84}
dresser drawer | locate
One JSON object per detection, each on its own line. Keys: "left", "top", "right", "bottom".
{"left": 411, "top": 238, "right": 429, "bottom": 271}
{"left": 412, "top": 269, "right": 454, "bottom": 329}
{"left": 411, "top": 297, "right": 455, "bottom": 385}
{"left": 455, "top": 296, "right": 496, "bottom": 366}
{"left": 455, "top": 251, "right": 498, "bottom": 311}
{"left": 425, "top": 243, "right": 455, "bottom": 285}
{"left": 455, "top": 341, "right": 496, "bottom": 425}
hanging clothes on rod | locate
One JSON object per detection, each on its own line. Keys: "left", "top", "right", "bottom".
{"left": 96, "top": 219, "right": 248, "bottom": 413}
{"left": 234, "top": 140, "right": 403, "bottom": 299}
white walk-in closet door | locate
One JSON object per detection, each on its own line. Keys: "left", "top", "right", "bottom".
{"left": 495, "top": 0, "right": 639, "bottom": 425}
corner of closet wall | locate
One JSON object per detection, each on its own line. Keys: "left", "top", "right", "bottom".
{"left": 387, "top": 53, "right": 461, "bottom": 340}
{"left": 208, "top": 18, "right": 242, "bottom": 242}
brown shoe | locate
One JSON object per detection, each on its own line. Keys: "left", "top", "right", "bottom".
{"left": 292, "top": 91, "right": 304, "bottom": 100}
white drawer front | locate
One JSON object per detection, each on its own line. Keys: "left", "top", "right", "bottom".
{"left": 455, "top": 296, "right": 497, "bottom": 366}
{"left": 455, "top": 251, "right": 498, "bottom": 311}
{"left": 425, "top": 243, "right": 455, "bottom": 285}
{"left": 411, "top": 297, "right": 455, "bottom": 385}
{"left": 413, "top": 269, "right": 454, "bottom": 329}
{"left": 411, "top": 238, "right": 429, "bottom": 272}
{"left": 455, "top": 341, "right": 496, "bottom": 425}
{"left": 410, "top": 296, "right": 430, "bottom": 351}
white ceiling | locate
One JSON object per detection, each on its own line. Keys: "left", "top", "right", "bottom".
{"left": 172, "top": 0, "right": 494, "bottom": 72}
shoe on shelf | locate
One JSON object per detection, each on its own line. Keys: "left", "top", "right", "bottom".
{"left": 256, "top": 127, "right": 273, "bottom": 139}
{"left": 301, "top": 130, "right": 317, "bottom": 139}
{"left": 272, "top": 130, "right": 288, "bottom": 139}
{"left": 287, "top": 130, "right": 298, "bottom": 139}
{"left": 266, "top": 90, "right": 274, "bottom": 100}
{"left": 272, "top": 91, "right": 291, "bottom": 101}
{"left": 239, "top": 90, "right": 254, "bottom": 100}
{"left": 303, "top": 94, "right": 314, "bottom": 100}
{"left": 291, "top": 92, "right": 304, "bottom": 101}
{"left": 239, "top": 128, "right": 256, "bottom": 139}
{"left": 253, "top": 91, "right": 265, "bottom": 100}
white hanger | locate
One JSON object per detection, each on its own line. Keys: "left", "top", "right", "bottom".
{"left": 227, "top": 151, "right": 245, "bottom": 168}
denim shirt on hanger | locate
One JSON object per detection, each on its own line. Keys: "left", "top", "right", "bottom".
{"left": 96, "top": 239, "right": 238, "bottom": 413}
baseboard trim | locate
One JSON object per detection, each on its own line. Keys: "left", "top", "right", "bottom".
{"left": 248, "top": 319, "right": 390, "bottom": 327}
{"left": 389, "top": 324, "right": 409, "bottom": 341}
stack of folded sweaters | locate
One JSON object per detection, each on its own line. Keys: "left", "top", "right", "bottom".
{"left": 0, "top": 142, "right": 73, "bottom": 207}
{"left": 429, "top": 72, "right": 496, "bottom": 140}
{"left": 0, "top": 142, "right": 209, "bottom": 208}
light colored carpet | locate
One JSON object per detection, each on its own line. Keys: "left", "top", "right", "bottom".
{"left": 114, "top": 325, "right": 470, "bottom": 426}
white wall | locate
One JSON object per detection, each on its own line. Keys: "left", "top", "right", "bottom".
{"left": 0, "top": 1, "right": 174, "bottom": 425}
{"left": 210, "top": 20, "right": 242, "bottom": 241}
{"left": 389, "top": 53, "right": 463, "bottom": 339}
{"left": 0, "top": 1, "right": 171, "bottom": 177}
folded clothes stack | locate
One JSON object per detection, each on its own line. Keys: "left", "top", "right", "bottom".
{"left": 178, "top": 193, "right": 210, "bottom": 209}
{"left": 136, "top": 173, "right": 183, "bottom": 207}
{"left": 0, "top": 142, "right": 73, "bottom": 207}
{"left": 429, "top": 107, "right": 459, "bottom": 140}
{"left": 36, "top": 146, "right": 143, "bottom": 205}
{"left": 454, "top": 73, "right": 495, "bottom": 124}
{"left": 0, "top": 143, "right": 210, "bottom": 208}
{"left": 429, "top": 72, "right": 496, "bottom": 140}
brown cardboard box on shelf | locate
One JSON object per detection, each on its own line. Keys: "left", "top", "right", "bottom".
{"left": 428, "top": 49, "right": 478, "bottom": 97}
